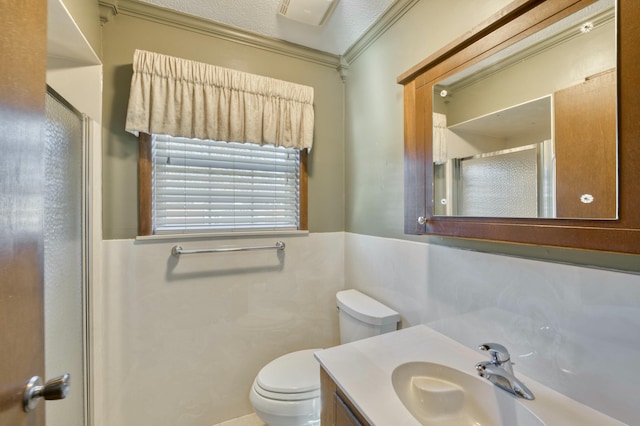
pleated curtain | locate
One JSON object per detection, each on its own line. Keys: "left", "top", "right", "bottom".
{"left": 125, "top": 49, "right": 314, "bottom": 150}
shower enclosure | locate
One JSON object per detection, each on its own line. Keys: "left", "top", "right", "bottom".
{"left": 44, "top": 88, "right": 91, "bottom": 426}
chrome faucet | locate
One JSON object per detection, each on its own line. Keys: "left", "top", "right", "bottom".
{"left": 475, "top": 343, "right": 535, "bottom": 400}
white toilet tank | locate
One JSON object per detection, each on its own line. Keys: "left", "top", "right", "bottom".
{"left": 336, "top": 289, "right": 400, "bottom": 344}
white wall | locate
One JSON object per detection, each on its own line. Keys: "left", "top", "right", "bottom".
{"left": 101, "top": 233, "right": 344, "bottom": 425}
{"left": 100, "top": 231, "right": 640, "bottom": 425}
{"left": 345, "top": 232, "right": 640, "bottom": 425}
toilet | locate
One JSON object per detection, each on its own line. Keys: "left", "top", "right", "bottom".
{"left": 249, "top": 289, "right": 400, "bottom": 426}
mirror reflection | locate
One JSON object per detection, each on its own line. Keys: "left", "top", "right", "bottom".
{"left": 433, "top": 0, "right": 617, "bottom": 219}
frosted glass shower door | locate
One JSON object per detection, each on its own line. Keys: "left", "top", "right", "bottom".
{"left": 44, "top": 90, "right": 88, "bottom": 426}
{"left": 458, "top": 145, "right": 539, "bottom": 217}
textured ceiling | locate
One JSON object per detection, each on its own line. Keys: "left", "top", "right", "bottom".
{"left": 138, "top": 0, "right": 397, "bottom": 55}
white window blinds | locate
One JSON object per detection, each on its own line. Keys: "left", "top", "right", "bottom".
{"left": 152, "top": 135, "right": 300, "bottom": 233}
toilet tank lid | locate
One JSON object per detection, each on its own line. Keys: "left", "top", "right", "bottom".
{"left": 336, "top": 289, "right": 400, "bottom": 326}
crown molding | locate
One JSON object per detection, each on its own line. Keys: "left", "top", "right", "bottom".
{"left": 343, "top": 0, "right": 419, "bottom": 65}
{"left": 100, "top": 0, "right": 341, "bottom": 69}
{"left": 337, "top": 57, "right": 349, "bottom": 82}
{"left": 99, "top": 0, "right": 118, "bottom": 25}
{"left": 98, "top": 0, "right": 418, "bottom": 77}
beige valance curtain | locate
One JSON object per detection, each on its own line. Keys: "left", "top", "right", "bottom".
{"left": 125, "top": 49, "right": 314, "bottom": 150}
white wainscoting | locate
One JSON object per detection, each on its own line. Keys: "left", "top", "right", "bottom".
{"left": 100, "top": 233, "right": 344, "bottom": 425}
{"left": 99, "top": 231, "right": 640, "bottom": 425}
{"left": 345, "top": 233, "right": 640, "bottom": 425}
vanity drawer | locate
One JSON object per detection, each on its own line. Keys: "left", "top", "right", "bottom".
{"left": 321, "top": 367, "right": 371, "bottom": 426}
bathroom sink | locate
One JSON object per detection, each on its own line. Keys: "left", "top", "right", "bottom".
{"left": 318, "top": 326, "right": 624, "bottom": 425}
{"left": 391, "top": 362, "right": 543, "bottom": 426}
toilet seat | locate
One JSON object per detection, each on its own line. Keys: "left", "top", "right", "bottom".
{"left": 253, "top": 381, "right": 320, "bottom": 401}
{"left": 254, "top": 349, "right": 322, "bottom": 401}
{"left": 250, "top": 385, "right": 321, "bottom": 426}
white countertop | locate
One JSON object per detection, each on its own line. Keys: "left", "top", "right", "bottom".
{"left": 315, "top": 325, "right": 625, "bottom": 426}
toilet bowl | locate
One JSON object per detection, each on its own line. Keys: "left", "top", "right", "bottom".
{"left": 249, "top": 290, "right": 400, "bottom": 426}
{"left": 249, "top": 349, "right": 322, "bottom": 426}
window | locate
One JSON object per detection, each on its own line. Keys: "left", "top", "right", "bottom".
{"left": 126, "top": 51, "right": 314, "bottom": 236}
{"left": 138, "top": 133, "right": 308, "bottom": 235}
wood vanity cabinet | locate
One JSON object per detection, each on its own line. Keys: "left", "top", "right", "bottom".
{"left": 320, "top": 367, "right": 371, "bottom": 426}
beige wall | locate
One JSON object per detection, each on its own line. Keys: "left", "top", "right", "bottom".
{"left": 61, "top": 0, "right": 101, "bottom": 58}
{"left": 101, "top": 12, "right": 345, "bottom": 239}
{"left": 344, "top": 0, "right": 512, "bottom": 239}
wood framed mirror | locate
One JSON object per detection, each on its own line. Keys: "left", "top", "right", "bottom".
{"left": 398, "top": 0, "right": 640, "bottom": 254}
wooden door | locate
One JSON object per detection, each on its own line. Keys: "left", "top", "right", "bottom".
{"left": 554, "top": 69, "right": 617, "bottom": 218}
{"left": 0, "top": 0, "right": 48, "bottom": 425}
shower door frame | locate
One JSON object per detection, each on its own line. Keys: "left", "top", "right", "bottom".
{"left": 45, "top": 86, "right": 93, "bottom": 426}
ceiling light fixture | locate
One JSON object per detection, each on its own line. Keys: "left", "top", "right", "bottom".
{"left": 580, "top": 22, "right": 595, "bottom": 33}
{"left": 278, "top": 0, "right": 339, "bottom": 26}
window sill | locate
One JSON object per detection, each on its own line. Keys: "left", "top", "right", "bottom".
{"left": 135, "top": 229, "right": 309, "bottom": 242}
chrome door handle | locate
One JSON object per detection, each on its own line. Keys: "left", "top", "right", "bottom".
{"left": 23, "top": 373, "right": 70, "bottom": 412}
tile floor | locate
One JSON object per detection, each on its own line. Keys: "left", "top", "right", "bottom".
{"left": 213, "top": 413, "right": 265, "bottom": 426}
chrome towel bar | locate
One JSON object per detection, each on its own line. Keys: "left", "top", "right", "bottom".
{"left": 171, "top": 241, "right": 285, "bottom": 257}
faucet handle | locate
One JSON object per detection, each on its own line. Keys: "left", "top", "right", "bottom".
{"left": 479, "top": 343, "right": 511, "bottom": 364}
